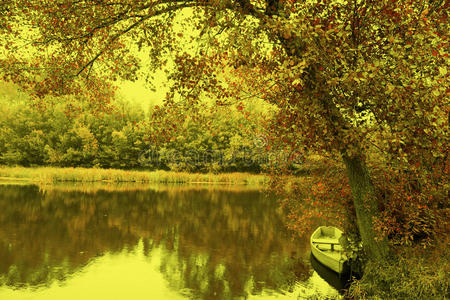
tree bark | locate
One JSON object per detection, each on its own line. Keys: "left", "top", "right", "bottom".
{"left": 342, "top": 153, "right": 392, "bottom": 262}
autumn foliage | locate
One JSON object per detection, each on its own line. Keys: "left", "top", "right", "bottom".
{"left": 0, "top": 0, "right": 448, "bottom": 267}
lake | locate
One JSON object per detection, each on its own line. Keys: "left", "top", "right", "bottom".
{"left": 0, "top": 183, "right": 341, "bottom": 299}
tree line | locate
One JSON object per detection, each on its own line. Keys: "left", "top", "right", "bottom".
{"left": 0, "top": 91, "right": 278, "bottom": 173}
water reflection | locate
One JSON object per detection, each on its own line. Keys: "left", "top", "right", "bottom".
{"left": 0, "top": 184, "right": 339, "bottom": 299}
{"left": 309, "top": 254, "right": 351, "bottom": 293}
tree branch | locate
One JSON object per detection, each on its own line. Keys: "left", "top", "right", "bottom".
{"left": 265, "top": 0, "right": 281, "bottom": 16}
{"left": 75, "top": 2, "right": 206, "bottom": 77}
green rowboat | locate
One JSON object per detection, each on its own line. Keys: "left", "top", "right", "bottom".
{"left": 310, "top": 226, "right": 348, "bottom": 274}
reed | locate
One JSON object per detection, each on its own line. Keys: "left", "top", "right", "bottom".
{"left": 0, "top": 166, "right": 268, "bottom": 185}
{"left": 347, "top": 243, "right": 449, "bottom": 299}
{"left": 37, "top": 182, "right": 266, "bottom": 194}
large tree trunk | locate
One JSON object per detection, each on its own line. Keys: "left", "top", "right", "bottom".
{"left": 342, "top": 153, "right": 392, "bottom": 262}
{"left": 265, "top": 3, "right": 393, "bottom": 262}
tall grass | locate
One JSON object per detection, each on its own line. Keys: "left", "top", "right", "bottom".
{"left": 0, "top": 166, "right": 268, "bottom": 185}
{"left": 37, "top": 182, "right": 266, "bottom": 194}
{"left": 347, "top": 243, "right": 449, "bottom": 299}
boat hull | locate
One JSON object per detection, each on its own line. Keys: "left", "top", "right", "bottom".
{"left": 310, "top": 254, "right": 351, "bottom": 292}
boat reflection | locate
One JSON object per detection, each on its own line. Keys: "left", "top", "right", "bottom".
{"left": 310, "top": 253, "right": 352, "bottom": 293}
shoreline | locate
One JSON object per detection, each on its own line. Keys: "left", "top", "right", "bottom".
{"left": 0, "top": 166, "right": 269, "bottom": 185}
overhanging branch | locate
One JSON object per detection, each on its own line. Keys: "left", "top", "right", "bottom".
{"left": 75, "top": 2, "right": 208, "bottom": 77}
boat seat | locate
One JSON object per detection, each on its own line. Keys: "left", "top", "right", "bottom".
{"left": 312, "top": 238, "right": 343, "bottom": 251}
{"left": 315, "top": 244, "right": 343, "bottom": 251}
{"left": 312, "top": 238, "right": 340, "bottom": 244}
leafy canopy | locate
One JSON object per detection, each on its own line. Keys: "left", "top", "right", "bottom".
{"left": 1, "top": 0, "right": 447, "bottom": 159}
{"left": 1, "top": 0, "right": 448, "bottom": 249}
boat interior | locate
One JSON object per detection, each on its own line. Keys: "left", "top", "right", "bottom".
{"left": 312, "top": 227, "right": 345, "bottom": 259}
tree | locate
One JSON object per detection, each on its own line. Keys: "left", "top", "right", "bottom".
{"left": 1, "top": 0, "right": 448, "bottom": 264}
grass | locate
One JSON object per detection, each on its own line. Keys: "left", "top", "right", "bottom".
{"left": 347, "top": 242, "right": 449, "bottom": 299}
{"left": 0, "top": 166, "right": 268, "bottom": 185}
{"left": 37, "top": 182, "right": 266, "bottom": 194}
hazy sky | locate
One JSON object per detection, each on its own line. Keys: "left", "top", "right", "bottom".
{"left": 118, "top": 7, "right": 199, "bottom": 109}
{"left": 118, "top": 75, "right": 167, "bottom": 109}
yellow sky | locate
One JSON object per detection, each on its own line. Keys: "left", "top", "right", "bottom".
{"left": 118, "top": 7, "right": 199, "bottom": 109}
{"left": 118, "top": 76, "right": 167, "bottom": 108}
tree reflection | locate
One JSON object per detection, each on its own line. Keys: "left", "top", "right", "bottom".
{"left": 0, "top": 184, "right": 310, "bottom": 298}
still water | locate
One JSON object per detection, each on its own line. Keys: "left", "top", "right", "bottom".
{"left": 0, "top": 184, "right": 341, "bottom": 299}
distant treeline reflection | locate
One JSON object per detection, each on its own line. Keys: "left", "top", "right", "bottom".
{"left": 0, "top": 185, "right": 310, "bottom": 298}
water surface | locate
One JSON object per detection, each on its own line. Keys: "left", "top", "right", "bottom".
{"left": 0, "top": 184, "right": 340, "bottom": 299}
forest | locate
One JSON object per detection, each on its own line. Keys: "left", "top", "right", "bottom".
{"left": 0, "top": 85, "right": 276, "bottom": 173}
{"left": 0, "top": 0, "right": 448, "bottom": 299}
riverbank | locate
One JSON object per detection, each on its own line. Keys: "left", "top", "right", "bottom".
{"left": 0, "top": 166, "right": 269, "bottom": 185}
{"left": 348, "top": 244, "right": 449, "bottom": 299}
